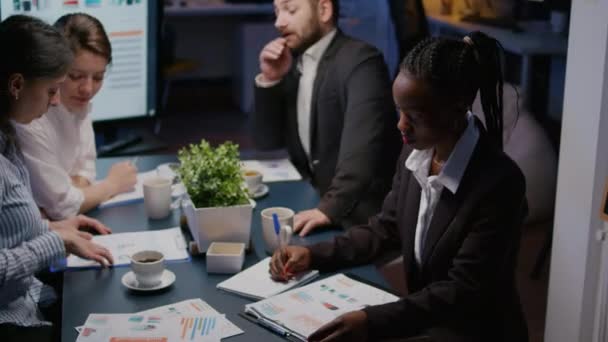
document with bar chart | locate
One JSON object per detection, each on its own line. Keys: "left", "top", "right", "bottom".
{"left": 244, "top": 273, "right": 400, "bottom": 341}
{"left": 75, "top": 299, "right": 243, "bottom": 339}
{"left": 76, "top": 313, "right": 237, "bottom": 342}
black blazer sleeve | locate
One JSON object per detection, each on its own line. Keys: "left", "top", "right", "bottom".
{"left": 317, "top": 51, "right": 398, "bottom": 222}
{"left": 362, "top": 162, "right": 526, "bottom": 338}
{"left": 252, "top": 79, "right": 288, "bottom": 150}
{"left": 309, "top": 147, "right": 408, "bottom": 271}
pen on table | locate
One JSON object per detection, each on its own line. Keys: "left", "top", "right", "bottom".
{"left": 272, "top": 213, "right": 287, "bottom": 277}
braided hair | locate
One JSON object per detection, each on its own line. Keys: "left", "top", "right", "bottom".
{"left": 401, "top": 31, "right": 505, "bottom": 150}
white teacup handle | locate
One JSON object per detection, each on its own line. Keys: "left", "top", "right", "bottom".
{"left": 280, "top": 225, "right": 293, "bottom": 246}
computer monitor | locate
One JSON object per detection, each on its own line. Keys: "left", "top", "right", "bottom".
{"left": 0, "top": 0, "right": 160, "bottom": 122}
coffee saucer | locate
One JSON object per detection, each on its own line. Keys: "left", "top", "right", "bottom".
{"left": 250, "top": 184, "right": 269, "bottom": 199}
{"left": 121, "top": 270, "right": 175, "bottom": 291}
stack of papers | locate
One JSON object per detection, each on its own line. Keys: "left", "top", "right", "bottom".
{"left": 217, "top": 257, "right": 319, "bottom": 300}
{"left": 76, "top": 299, "right": 243, "bottom": 342}
{"left": 65, "top": 227, "right": 189, "bottom": 269}
{"left": 241, "top": 159, "right": 302, "bottom": 182}
{"left": 244, "top": 274, "right": 400, "bottom": 341}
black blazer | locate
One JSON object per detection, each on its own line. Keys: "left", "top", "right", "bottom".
{"left": 253, "top": 31, "right": 401, "bottom": 228}
{"left": 308, "top": 127, "right": 529, "bottom": 341}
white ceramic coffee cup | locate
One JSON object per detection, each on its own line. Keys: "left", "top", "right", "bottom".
{"left": 143, "top": 176, "right": 172, "bottom": 219}
{"left": 261, "top": 207, "right": 295, "bottom": 253}
{"left": 242, "top": 169, "right": 263, "bottom": 194}
{"left": 130, "top": 250, "right": 165, "bottom": 287}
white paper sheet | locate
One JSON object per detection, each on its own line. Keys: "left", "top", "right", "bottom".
{"left": 76, "top": 313, "right": 226, "bottom": 342}
{"left": 75, "top": 298, "right": 243, "bottom": 341}
{"left": 245, "top": 274, "right": 400, "bottom": 340}
{"left": 76, "top": 299, "right": 243, "bottom": 339}
{"left": 138, "top": 299, "right": 243, "bottom": 339}
{"left": 217, "top": 257, "right": 319, "bottom": 300}
{"left": 66, "top": 227, "right": 188, "bottom": 268}
{"left": 241, "top": 159, "right": 302, "bottom": 182}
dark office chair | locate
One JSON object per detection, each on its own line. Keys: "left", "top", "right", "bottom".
{"left": 156, "top": 22, "right": 201, "bottom": 135}
{"left": 388, "top": 0, "right": 429, "bottom": 63}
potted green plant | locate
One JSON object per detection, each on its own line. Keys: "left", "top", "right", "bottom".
{"left": 177, "top": 140, "right": 252, "bottom": 253}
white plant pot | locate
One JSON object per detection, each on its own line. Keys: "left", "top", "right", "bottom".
{"left": 182, "top": 197, "right": 253, "bottom": 254}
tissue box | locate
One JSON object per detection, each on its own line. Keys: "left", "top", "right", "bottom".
{"left": 206, "top": 242, "right": 245, "bottom": 274}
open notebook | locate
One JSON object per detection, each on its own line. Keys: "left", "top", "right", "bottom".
{"left": 243, "top": 273, "right": 400, "bottom": 341}
{"left": 216, "top": 257, "right": 319, "bottom": 300}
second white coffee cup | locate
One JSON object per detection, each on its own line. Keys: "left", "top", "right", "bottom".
{"left": 242, "top": 169, "right": 263, "bottom": 195}
{"left": 143, "top": 176, "right": 172, "bottom": 219}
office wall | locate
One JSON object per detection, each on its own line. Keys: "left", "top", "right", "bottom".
{"left": 545, "top": 0, "right": 608, "bottom": 341}
{"left": 166, "top": 16, "right": 246, "bottom": 79}
{"left": 422, "top": 0, "right": 518, "bottom": 18}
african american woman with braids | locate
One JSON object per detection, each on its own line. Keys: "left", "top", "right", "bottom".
{"left": 269, "top": 31, "right": 528, "bottom": 342}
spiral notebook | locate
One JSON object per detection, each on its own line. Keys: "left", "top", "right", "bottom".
{"left": 216, "top": 257, "right": 319, "bottom": 300}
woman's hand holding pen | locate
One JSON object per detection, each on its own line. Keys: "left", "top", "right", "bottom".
{"left": 269, "top": 245, "right": 311, "bottom": 282}
{"left": 106, "top": 161, "right": 137, "bottom": 196}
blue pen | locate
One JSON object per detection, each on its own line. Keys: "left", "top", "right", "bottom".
{"left": 272, "top": 213, "right": 288, "bottom": 277}
{"left": 272, "top": 213, "right": 281, "bottom": 236}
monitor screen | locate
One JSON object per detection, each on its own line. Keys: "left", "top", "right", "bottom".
{"left": 0, "top": 0, "right": 159, "bottom": 122}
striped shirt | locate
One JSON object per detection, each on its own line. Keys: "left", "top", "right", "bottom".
{"left": 0, "top": 129, "right": 65, "bottom": 327}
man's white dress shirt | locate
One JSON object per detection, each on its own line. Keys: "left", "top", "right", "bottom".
{"left": 256, "top": 29, "right": 337, "bottom": 159}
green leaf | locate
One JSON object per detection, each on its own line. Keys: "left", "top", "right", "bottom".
{"left": 177, "top": 140, "right": 249, "bottom": 208}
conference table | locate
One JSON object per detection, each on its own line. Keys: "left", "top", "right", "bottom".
{"left": 61, "top": 155, "right": 390, "bottom": 341}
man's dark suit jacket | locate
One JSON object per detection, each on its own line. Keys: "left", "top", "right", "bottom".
{"left": 253, "top": 31, "right": 401, "bottom": 228}
{"left": 308, "top": 126, "right": 529, "bottom": 342}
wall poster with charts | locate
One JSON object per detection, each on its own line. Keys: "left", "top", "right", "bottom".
{"left": 0, "top": 0, "right": 156, "bottom": 121}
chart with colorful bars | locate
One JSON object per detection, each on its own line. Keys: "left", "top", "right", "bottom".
{"left": 77, "top": 313, "right": 226, "bottom": 342}
{"left": 75, "top": 299, "right": 243, "bottom": 342}
{"left": 180, "top": 316, "right": 218, "bottom": 340}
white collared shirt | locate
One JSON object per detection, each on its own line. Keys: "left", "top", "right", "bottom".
{"left": 405, "top": 112, "right": 480, "bottom": 265}
{"left": 256, "top": 29, "right": 337, "bottom": 159}
{"left": 13, "top": 103, "right": 97, "bottom": 219}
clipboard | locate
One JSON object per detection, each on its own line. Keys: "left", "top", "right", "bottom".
{"left": 602, "top": 178, "right": 608, "bottom": 222}
{"left": 238, "top": 311, "right": 302, "bottom": 342}
{"left": 240, "top": 272, "right": 402, "bottom": 341}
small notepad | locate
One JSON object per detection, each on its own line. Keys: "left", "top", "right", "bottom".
{"left": 216, "top": 257, "right": 319, "bottom": 300}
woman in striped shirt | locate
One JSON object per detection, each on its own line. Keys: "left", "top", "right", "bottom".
{"left": 0, "top": 15, "right": 114, "bottom": 341}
